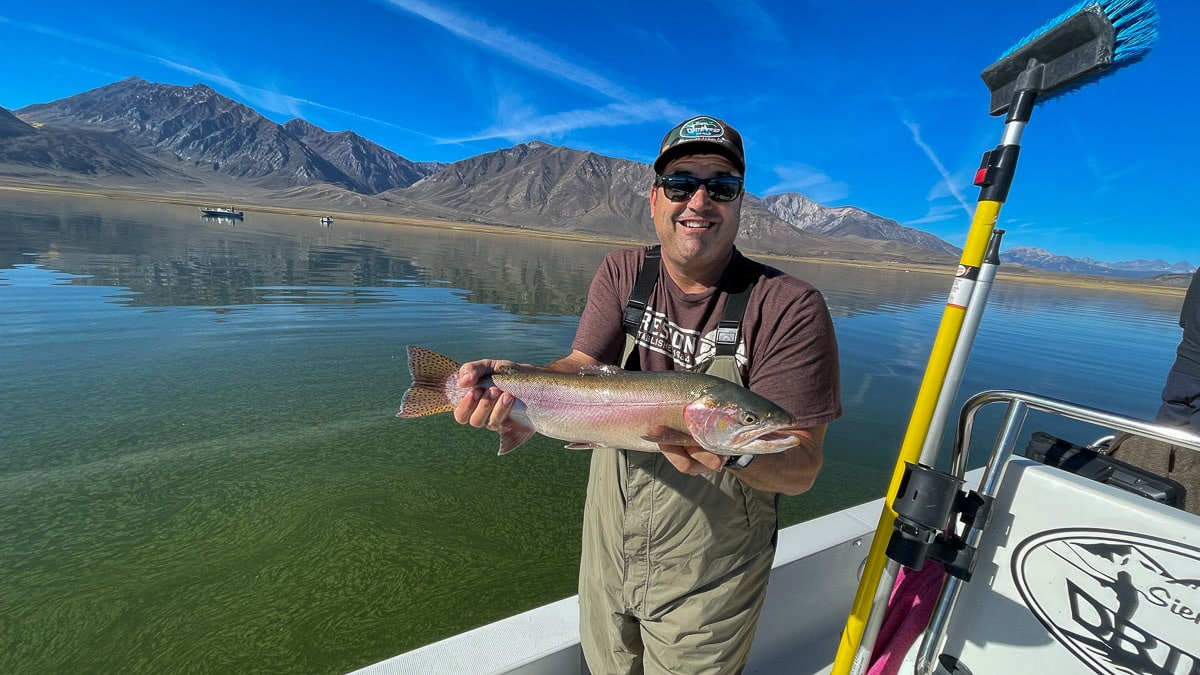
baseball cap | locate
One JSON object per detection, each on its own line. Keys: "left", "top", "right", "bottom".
{"left": 653, "top": 115, "right": 745, "bottom": 175}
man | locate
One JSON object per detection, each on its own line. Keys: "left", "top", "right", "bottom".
{"left": 1158, "top": 268, "right": 1200, "bottom": 428}
{"left": 1103, "top": 268, "right": 1200, "bottom": 516}
{"left": 453, "top": 115, "right": 841, "bottom": 674}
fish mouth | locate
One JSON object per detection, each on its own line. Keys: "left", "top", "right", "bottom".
{"left": 731, "top": 428, "right": 801, "bottom": 454}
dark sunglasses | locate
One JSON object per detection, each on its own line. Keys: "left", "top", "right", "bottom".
{"left": 654, "top": 174, "right": 744, "bottom": 203}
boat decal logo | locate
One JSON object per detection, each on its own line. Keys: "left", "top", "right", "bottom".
{"left": 1011, "top": 528, "right": 1200, "bottom": 674}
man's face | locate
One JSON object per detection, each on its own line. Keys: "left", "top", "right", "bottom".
{"left": 650, "top": 153, "right": 743, "bottom": 279}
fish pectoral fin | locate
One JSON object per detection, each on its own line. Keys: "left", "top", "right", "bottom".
{"left": 641, "top": 426, "right": 700, "bottom": 447}
{"left": 497, "top": 421, "right": 537, "bottom": 455}
{"left": 564, "top": 442, "right": 602, "bottom": 450}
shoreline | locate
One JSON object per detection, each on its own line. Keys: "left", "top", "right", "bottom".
{"left": 1, "top": 180, "right": 1185, "bottom": 297}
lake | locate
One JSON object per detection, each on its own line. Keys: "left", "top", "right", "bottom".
{"left": 0, "top": 189, "right": 1185, "bottom": 674}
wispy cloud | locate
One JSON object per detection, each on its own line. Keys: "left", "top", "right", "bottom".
{"left": 903, "top": 204, "right": 964, "bottom": 227}
{"left": 3, "top": 15, "right": 432, "bottom": 138}
{"left": 705, "top": 0, "right": 790, "bottom": 63}
{"left": 378, "top": 0, "right": 705, "bottom": 146}
{"left": 763, "top": 164, "right": 850, "bottom": 202}
{"left": 1066, "top": 120, "right": 1156, "bottom": 197}
{"left": 888, "top": 95, "right": 975, "bottom": 219}
{"left": 452, "top": 99, "right": 690, "bottom": 144}
{"left": 902, "top": 118, "right": 974, "bottom": 216}
{"left": 382, "top": 0, "right": 638, "bottom": 103}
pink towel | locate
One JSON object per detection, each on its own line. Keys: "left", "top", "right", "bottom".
{"left": 867, "top": 564, "right": 947, "bottom": 675}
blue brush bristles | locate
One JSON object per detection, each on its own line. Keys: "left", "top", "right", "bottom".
{"left": 1000, "top": 0, "right": 1159, "bottom": 103}
{"left": 1105, "top": 0, "right": 1159, "bottom": 62}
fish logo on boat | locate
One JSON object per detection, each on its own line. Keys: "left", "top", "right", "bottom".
{"left": 1011, "top": 528, "right": 1200, "bottom": 674}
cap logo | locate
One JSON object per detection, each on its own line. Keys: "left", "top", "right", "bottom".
{"left": 680, "top": 116, "right": 724, "bottom": 140}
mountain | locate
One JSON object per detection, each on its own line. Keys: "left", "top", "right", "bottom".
{"left": 394, "top": 141, "right": 651, "bottom": 238}
{"left": 5, "top": 77, "right": 1190, "bottom": 275}
{"left": 1002, "top": 247, "right": 1196, "bottom": 279}
{"left": 17, "top": 77, "right": 356, "bottom": 190}
{"left": 0, "top": 106, "right": 36, "bottom": 138}
{"left": 0, "top": 104, "right": 199, "bottom": 183}
{"left": 760, "top": 193, "right": 960, "bottom": 256}
{"left": 390, "top": 141, "right": 951, "bottom": 262}
{"left": 282, "top": 118, "right": 442, "bottom": 193}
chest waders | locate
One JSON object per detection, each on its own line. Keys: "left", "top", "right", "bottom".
{"left": 618, "top": 245, "right": 754, "bottom": 383}
{"left": 579, "top": 246, "right": 777, "bottom": 674}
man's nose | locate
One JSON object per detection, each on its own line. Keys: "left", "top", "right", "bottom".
{"left": 687, "top": 183, "right": 714, "bottom": 206}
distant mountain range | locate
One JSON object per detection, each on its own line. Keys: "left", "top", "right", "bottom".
{"left": 2, "top": 77, "right": 1192, "bottom": 278}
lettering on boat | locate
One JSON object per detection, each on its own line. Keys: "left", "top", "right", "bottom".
{"left": 1012, "top": 528, "right": 1200, "bottom": 674}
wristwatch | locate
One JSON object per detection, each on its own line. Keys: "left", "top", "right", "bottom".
{"left": 724, "top": 454, "right": 755, "bottom": 470}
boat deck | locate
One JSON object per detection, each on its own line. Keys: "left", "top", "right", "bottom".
{"left": 349, "top": 497, "right": 885, "bottom": 675}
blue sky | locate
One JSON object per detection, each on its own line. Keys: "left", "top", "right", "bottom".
{"left": 2, "top": 1, "right": 1196, "bottom": 266}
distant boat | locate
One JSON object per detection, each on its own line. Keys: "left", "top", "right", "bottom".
{"left": 319, "top": 216, "right": 333, "bottom": 226}
{"left": 199, "top": 206, "right": 244, "bottom": 219}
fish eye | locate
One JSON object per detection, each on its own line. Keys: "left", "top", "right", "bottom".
{"left": 740, "top": 412, "right": 760, "bottom": 426}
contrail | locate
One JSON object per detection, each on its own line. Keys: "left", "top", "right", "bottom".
{"left": 902, "top": 118, "right": 974, "bottom": 217}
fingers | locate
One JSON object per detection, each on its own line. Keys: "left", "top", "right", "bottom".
{"left": 457, "top": 360, "right": 496, "bottom": 388}
{"left": 453, "top": 359, "right": 516, "bottom": 429}
{"left": 659, "top": 444, "right": 724, "bottom": 476}
{"left": 453, "top": 386, "right": 514, "bottom": 430}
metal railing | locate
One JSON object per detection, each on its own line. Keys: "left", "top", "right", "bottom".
{"left": 915, "top": 389, "right": 1200, "bottom": 675}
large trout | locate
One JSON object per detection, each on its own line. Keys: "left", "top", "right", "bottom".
{"left": 397, "top": 345, "right": 801, "bottom": 456}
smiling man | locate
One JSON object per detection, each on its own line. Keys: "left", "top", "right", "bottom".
{"left": 453, "top": 115, "right": 842, "bottom": 674}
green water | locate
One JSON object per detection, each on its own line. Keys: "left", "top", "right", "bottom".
{"left": 0, "top": 191, "right": 1184, "bottom": 673}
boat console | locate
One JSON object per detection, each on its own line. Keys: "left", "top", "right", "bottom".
{"left": 902, "top": 391, "right": 1200, "bottom": 675}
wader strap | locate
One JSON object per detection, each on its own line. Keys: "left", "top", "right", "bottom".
{"left": 714, "top": 261, "right": 760, "bottom": 357}
{"left": 622, "top": 245, "right": 661, "bottom": 338}
{"left": 619, "top": 333, "right": 639, "bottom": 372}
{"left": 620, "top": 247, "right": 761, "bottom": 373}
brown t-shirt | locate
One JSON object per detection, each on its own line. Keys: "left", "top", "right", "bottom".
{"left": 572, "top": 246, "right": 841, "bottom": 428}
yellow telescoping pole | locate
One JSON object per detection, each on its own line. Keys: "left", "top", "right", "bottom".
{"left": 831, "top": 2, "right": 1158, "bottom": 671}
{"left": 831, "top": 201, "right": 999, "bottom": 675}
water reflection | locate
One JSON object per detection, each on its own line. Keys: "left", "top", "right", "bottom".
{"left": 0, "top": 191, "right": 614, "bottom": 316}
{"left": 0, "top": 189, "right": 1188, "bottom": 675}
{"left": 0, "top": 190, "right": 977, "bottom": 321}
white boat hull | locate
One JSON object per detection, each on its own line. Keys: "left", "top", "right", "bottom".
{"left": 349, "top": 497, "right": 885, "bottom": 675}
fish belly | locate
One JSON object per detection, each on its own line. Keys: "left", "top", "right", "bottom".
{"left": 511, "top": 395, "right": 680, "bottom": 452}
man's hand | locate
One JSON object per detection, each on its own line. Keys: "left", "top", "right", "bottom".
{"left": 659, "top": 444, "right": 725, "bottom": 476}
{"left": 452, "top": 359, "right": 517, "bottom": 431}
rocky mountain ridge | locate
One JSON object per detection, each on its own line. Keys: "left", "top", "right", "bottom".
{"left": 3, "top": 77, "right": 1191, "bottom": 275}
{"left": 1000, "top": 247, "right": 1195, "bottom": 280}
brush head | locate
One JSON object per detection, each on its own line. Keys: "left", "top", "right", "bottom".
{"left": 981, "top": 0, "right": 1159, "bottom": 115}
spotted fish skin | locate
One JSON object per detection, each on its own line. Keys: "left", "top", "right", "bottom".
{"left": 397, "top": 345, "right": 801, "bottom": 456}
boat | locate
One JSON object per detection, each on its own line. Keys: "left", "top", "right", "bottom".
{"left": 352, "top": 4, "right": 1194, "bottom": 673}
{"left": 352, "top": 393, "right": 1200, "bottom": 675}
{"left": 199, "top": 206, "right": 244, "bottom": 219}
{"left": 319, "top": 216, "right": 333, "bottom": 226}
{"left": 350, "top": 3, "right": 1195, "bottom": 667}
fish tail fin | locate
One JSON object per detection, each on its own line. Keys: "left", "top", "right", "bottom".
{"left": 397, "top": 346, "right": 460, "bottom": 418}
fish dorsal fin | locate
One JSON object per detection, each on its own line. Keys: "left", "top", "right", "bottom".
{"left": 578, "top": 365, "right": 623, "bottom": 377}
